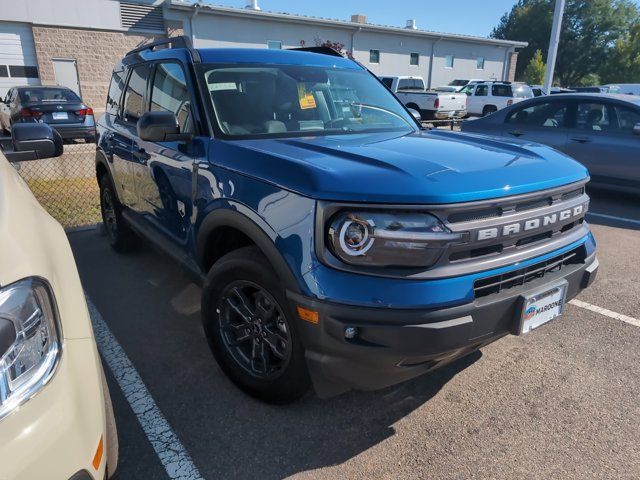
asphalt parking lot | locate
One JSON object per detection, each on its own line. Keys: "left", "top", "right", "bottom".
{"left": 68, "top": 188, "right": 640, "bottom": 480}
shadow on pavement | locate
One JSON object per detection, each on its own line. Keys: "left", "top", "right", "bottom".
{"left": 69, "top": 228, "right": 480, "bottom": 480}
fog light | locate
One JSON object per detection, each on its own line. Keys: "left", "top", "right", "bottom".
{"left": 344, "top": 327, "right": 358, "bottom": 339}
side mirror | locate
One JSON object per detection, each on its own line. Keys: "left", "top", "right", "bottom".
{"left": 5, "top": 123, "right": 63, "bottom": 162}
{"left": 137, "top": 111, "right": 193, "bottom": 142}
{"left": 634, "top": 123, "right": 640, "bottom": 136}
{"left": 407, "top": 108, "right": 422, "bottom": 122}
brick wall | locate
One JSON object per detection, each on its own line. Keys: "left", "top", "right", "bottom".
{"left": 32, "top": 25, "right": 181, "bottom": 112}
{"left": 507, "top": 51, "right": 519, "bottom": 82}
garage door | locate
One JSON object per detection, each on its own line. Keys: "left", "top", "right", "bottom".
{"left": 0, "top": 22, "right": 40, "bottom": 98}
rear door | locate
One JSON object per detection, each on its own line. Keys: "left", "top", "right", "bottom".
{"left": 564, "top": 100, "right": 640, "bottom": 187}
{"left": 133, "top": 61, "right": 202, "bottom": 243}
{"left": 502, "top": 99, "right": 571, "bottom": 151}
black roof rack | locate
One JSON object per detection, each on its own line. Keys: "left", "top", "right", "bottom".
{"left": 125, "top": 35, "right": 194, "bottom": 57}
{"left": 287, "top": 46, "right": 345, "bottom": 58}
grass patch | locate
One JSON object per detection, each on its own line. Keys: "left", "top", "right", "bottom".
{"left": 27, "top": 177, "right": 101, "bottom": 228}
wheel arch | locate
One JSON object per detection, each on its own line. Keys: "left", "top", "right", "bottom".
{"left": 196, "top": 208, "right": 302, "bottom": 294}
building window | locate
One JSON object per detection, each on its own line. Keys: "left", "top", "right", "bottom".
{"left": 0, "top": 65, "right": 8, "bottom": 78}
{"left": 445, "top": 55, "right": 454, "bottom": 69}
{"left": 476, "top": 57, "right": 485, "bottom": 70}
{"left": 267, "top": 40, "right": 282, "bottom": 50}
{"left": 410, "top": 53, "right": 419, "bottom": 66}
{"left": 8, "top": 65, "right": 39, "bottom": 78}
{"left": 369, "top": 49, "right": 380, "bottom": 64}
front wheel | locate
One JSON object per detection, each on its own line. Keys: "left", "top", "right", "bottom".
{"left": 99, "top": 175, "right": 137, "bottom": 252}
{"left": 201, "top": 246, "right": 310, "bottom": 404}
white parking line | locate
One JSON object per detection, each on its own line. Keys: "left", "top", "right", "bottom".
{"left": 86, "top": 297, "right": 204, "bottom": 480}
{"left": 587, "top": 212, "right": 640, "bottom": 226}
{"left": 569, "top": 299, "right": 640, "bottom": 328}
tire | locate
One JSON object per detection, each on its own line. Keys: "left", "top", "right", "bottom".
{"left": 201, "top": 246, "right": 310, "bottom": 404}
{"left": 101, "top": 368, "right": 119, "bottom": 478}
{"left": 482, "top": 105, "right": 497, "bottom": 117}
{"left": 99, "top": 174, "right": 138, "bottom": 252}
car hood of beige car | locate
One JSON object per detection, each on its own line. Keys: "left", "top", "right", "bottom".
{"left": 0, "top": 151, "right": 93, "bottom": 339}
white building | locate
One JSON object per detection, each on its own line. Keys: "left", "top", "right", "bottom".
{"left": 0, "top": 0, "right": 527, "bottom": 108}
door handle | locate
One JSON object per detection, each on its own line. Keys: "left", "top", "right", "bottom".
{"left": 571, "top": 136, "right": 590, "bottom": 143}
{"left": 508, "top": 130, "right": 524, "bottom": 137}
{"left": 133, "top": 146, "right": 149, "bottom": 164}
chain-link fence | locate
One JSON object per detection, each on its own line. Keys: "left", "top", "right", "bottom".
{"left": 12, "top": 142, "right": 101, "bottom": 229}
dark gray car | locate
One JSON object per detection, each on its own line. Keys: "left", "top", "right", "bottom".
{"left": 461, "top": 93, "right": 640, "bottom": 193}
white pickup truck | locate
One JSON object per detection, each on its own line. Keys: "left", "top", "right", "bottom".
{"left": 379, "top": 76, "right": 467, "bottom": 120}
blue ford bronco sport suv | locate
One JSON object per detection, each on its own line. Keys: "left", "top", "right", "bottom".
{"left": 96, "top": 37, "right": 598, "bottom": 403}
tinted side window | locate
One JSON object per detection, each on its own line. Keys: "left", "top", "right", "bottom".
{"left": 380, "top": 78, "right": 393, "bottom": 89}
{"left": 507, "top": 102, "right": 568, "bottom": 128}
{"left": 609, "top": 104, "right": 640, "bottom": 135}
{"left": 123, "top": 64, "right": 150, "bottom": 124}
{"left": 576, "top": 103, "right": 610, "bottom": 131}
{"left": 475, "top": 85, "right": 488, "bottom": 96}
{"left": 106, "top": 70, "right": 126, "bottom": 116}
{"left": 150, "top": 63, "right": 193, "bottom": 134}
{"left": 492, "top": 85, "right": 512, "bottom": 97}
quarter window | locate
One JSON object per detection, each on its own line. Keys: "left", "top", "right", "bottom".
{"left": 369, "top": 49, "right": 380, "bottom": 64}
{"left": 492, "top": 84, "right": 512, "bottom": 97}
{"left": 445, "top": 55, "right": 454, "bottom": 69}
{"left": 507, "top": 102, "right": 568, "bottom": 128}
{"left": 150, "top": 63, "right": 193, "bottom": 134}
{"left": 410, "top": 53, "right": 419, "bottom": 66}
{"left": 122, "top": 64, "right": 150, "bottom": 124}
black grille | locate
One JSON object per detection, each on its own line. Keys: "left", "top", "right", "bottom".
{"left": 561, "top": 187, "right": 585, "bottom": 201}
{"left": 473, "top": 246, "right": 586, "bottom": 298}
{"left": 448, "top": 207, "right": 503, "bottom": 223}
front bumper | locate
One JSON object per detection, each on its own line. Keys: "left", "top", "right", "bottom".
{"left": 290, "top": 248, "right": 598, "bottom": 398}
{"left": 0, "top": 337, "right": 108, "bottom": 480}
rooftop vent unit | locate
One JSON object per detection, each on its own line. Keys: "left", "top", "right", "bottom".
{"left": 120, "top": 1, "right": 164, "bottom": 32}
{"left": 246, "top": 0, "right": 261, "bottom": 10}
{"left": 351, "top": 14, "right": 367, "bottom": 24}
{"left": 406, "top": 19, "right": 417, "bottom": 30}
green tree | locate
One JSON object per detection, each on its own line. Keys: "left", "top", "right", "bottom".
{"left": 492, "top": 0, "right": 639, "bottom": 86}
{"left": 602, "top": 22, "right": 640, "bottom": 83}
{"left": 523, "top": 49, "right": 547, "bottom": 85}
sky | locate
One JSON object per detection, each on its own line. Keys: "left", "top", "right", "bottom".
{"left": 204, "top": 0, "right": 537, "bottom": 38}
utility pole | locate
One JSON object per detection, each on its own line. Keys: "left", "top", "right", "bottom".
{"left": 543, "top": 0, "right": 566, "bottom": 94}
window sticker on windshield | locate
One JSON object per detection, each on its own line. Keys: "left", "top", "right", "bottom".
{"left": 210, "top": 82, "right": 238, "bottom": 91}
{"left": 297, "top": 84, "right": 317, "bottom": 110}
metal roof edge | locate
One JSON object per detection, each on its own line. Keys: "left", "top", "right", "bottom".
{"left": 169, "top": 1, "right": 528, "bottom": 49}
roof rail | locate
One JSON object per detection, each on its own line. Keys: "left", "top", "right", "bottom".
{"left": 287, "top": 46, "right": 345, "bottom": 58}
{"left": 126, "top": 35, "right": 194, "bottom": 57}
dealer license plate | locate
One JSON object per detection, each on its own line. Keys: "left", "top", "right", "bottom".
{"left": 519, "top": 281, "right": 568, "bottom": 334}
{"left": 52, "top": 112, "right": 68, "bottom": 120}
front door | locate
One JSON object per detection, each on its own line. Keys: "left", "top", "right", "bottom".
{"left": 133, "top": 61, "right": 200, "bottom": 244}
{"left": 501, "top": 99, "right": 570, "bottom": 151}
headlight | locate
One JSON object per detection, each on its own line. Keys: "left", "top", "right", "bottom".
{"left": 0, "top": 278, "right": 61, "bottom": 421}
{"left": 327, "top": 210, "right": 466, "bottom": 267}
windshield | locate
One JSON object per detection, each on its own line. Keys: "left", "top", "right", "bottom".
{"left": 448, "top": 79, "right": 468, "bottom": 87}
{"left": 18, "top": 87, "right": 80, "bottom": 103}
{"left": 202, "top": 65, "right": 417, "bottom": 138}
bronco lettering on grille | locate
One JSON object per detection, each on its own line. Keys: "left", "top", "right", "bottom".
{"left": 477, "top": 204, "right": 586, "bottom": 241}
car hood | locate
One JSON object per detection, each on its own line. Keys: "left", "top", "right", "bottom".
{"left": 211, "top": 129, "right": 589, "bottom": 204}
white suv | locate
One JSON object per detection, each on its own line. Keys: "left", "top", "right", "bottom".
{"left": 462, "top": 82, "right": 534, "bottom": 116}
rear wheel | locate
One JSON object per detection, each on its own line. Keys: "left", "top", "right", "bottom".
{"left": 202, "top": 246, "right": 310, "bottom": 404}
{"left": 482, "top": 105, "right": 498, "bottom": 116}
{"left": 99, "top": 175, "right": 137, "bottom": 252}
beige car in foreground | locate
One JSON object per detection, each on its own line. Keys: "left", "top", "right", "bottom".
{"left": 0, "top": 124, "right": 117, "bottom": 479}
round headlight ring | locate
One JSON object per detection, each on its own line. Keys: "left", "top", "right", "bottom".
{"left": 338, "top": 218, "right": 375, "bottom": 256}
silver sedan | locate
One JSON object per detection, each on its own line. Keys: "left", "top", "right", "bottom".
{"left": 461, "top": 93, "right": 640, "bottom": 194}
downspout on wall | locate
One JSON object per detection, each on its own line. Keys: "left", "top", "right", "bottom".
{"left": 189, "top": 1, "right": 202, "bottom": 47}
{"left": 427, "top": 37, "right": 443, "bottom": 89}
{"left": 350, "top": 26, "right": 362, "bottom": 58}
